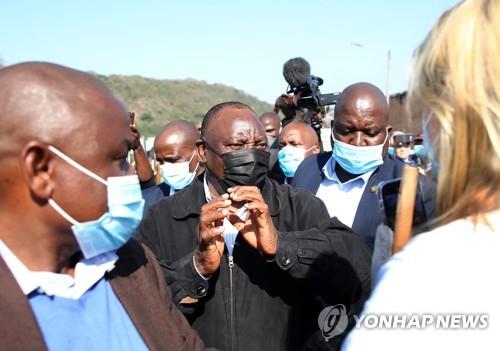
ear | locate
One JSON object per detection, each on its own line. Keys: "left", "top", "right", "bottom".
{"left": 20, "top": 141, "right": 55, "bottom": 202}
{"left": 312, "top": 145, "right": 321, "bottom": 154}
{"left": 196, "top": 139, "right": 207, "bottom": 163}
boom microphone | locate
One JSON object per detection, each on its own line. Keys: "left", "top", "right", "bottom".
{"left": 283, "top": 57, "right": 310, "bottom": 88}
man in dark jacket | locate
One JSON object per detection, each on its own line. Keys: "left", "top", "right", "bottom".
{"left": 0, "top": 62, "right": 208, "bottom": 350}
{"left": 137, "top": 101, "right": 371, "bottom": 351}
{"left": 141, "top": 120, "right": 202, "bottom": 213}
{"left": 292, "top": 83, "right": 436, "bottom": 250}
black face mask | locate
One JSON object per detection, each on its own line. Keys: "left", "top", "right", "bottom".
{"left": 205, "top": 143, "right": 270, "bottom": 192}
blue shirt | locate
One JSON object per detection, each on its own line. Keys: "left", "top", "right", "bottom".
{"left": 29, "top": 277, "right": 148, "bottom": 351}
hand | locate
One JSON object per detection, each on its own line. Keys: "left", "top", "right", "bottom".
{"left": 227, "top": 186, "right": 277, "bottom": 256}
{"left": 129, "top": 112, "right": 141, "bottom": 150}
{"left": 194, "top": 195, "right": 231, "bottom": 276}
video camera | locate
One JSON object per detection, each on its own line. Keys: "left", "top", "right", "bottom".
{"left": 393, "top": 133, "right": 415, "bottom": 147}
{"left": 283, "top": 57, "right": 340, "bottom": 115}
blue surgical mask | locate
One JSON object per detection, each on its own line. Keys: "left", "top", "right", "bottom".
{"left": 387, "top": 146, "right": 395, "bottom": 157}
{"left": 413, "top": 144, "right": 426, "bottom": 158}
{"left": 278, "top": 145, "right": 314, "bottom": 178}
{"left": 47, "top": 145, "right": 145, "bottom": 259}
{"left": 332, "top": 129, "right": 389, "bottom": 175}
{"left": 160, "top": 150, "right": 198, "bottom": 190}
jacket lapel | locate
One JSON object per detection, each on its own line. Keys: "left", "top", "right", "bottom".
{"left": 352, "top": 157, "right": 402, "bottom": 248}
{"left": 309, "top": 152, "right": 332, "bottom": 194}
{"left": 172, "top": 174, "right": 206, "bottom": 219}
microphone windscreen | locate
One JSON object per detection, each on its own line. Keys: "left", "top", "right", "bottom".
{"left": 283, "top": 57, "right": 310, "bottom": 88}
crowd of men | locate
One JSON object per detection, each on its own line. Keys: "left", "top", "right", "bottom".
{"left": 0, "top": 59, "right": 438, "bottom": 351}
{"left": 2, "top": 1, "right": 498, "bottom": 350}
{"left": 0, "top": 58, "right": 428, "bottom": 351}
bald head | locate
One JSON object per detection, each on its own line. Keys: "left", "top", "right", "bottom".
{"left": 279, "top": 121, "right": 319, "bottom": 150}
{"left": 332, "top": 82, "right": 390, "bottom": 148}
{"left": 154, "top": 120, "right": 199, "bottom": 153}
{"left": 0, "top": 62, "right": 127, "bottom": 156}
{"left": 154, "top": 120, "right": 200, "bottom": 171}
{"left": 259, "top": 112, "right": 281, "bottom": 139}
{"left": 0, "top": 62, "right": 135, "bottom": 257}
{"left": 334, "top": 82, "right": 388, "bottom": 123}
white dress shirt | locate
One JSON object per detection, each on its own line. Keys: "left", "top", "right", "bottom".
{"left": 316, "top": 157, "right": 374, "bottom": 227}
{"left": 0, "top": 240, "right": 117, "bottom": 299}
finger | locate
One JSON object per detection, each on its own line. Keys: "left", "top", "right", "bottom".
{"left": 244, "top": 202, "right": 270, "bottom": 217}
{"left": 200, "top": 209, "right": 229, "bottom": 228}
{"left": 226, "top": 212, "right": 246, "bottom": 226}
{"left": 200, "top": 226, "right": 225, "bottom": 243}
{"left": 227, "top": 185, "right": 259, "bottom": 194}
{"left": 227, "top": 186, "right": 262, "bottom": 201}
{"left": 230, "top": 191, "right": 264, "bottom": 204}
{"left": 201, "top": 199, "right": 231, "bottom": 212}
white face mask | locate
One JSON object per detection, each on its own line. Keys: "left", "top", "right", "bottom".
{"left": 160, "top": 150, "right": 199, "bottom": 190}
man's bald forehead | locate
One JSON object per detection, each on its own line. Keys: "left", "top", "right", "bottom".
{"left": 155, "top": 120, "right": 198, "bottom": 148}
{"left": 334, "top": 82, "right": 388, "bottom": 120}
{"left": 0, "top": 62, "right": 127, "bottom": 153}
{"left": 260, "top": 112, "right": 280, "bottom": 123}
{"left": 281, "top": 122, "right": 319, "bottom": 145}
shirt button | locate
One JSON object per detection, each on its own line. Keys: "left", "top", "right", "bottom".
{"left": 197, "top": 286, "right": 207, "bottom": 295}
{"left": 281, "top": 257, "right": 291, "bottom": 266}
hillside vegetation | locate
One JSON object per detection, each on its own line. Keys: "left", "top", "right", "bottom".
{"left": 95, "top": 74, "right": 273, "bottom": 137}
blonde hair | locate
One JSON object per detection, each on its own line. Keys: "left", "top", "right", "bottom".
{"left": 408, "top": 0, "right": 500, "bottom": 225}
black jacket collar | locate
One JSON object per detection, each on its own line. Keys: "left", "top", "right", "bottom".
{"left": 171, "top": 172, "right": 281, "bottom": 219}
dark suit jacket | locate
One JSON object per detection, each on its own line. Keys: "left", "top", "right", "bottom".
{"left": 137, "top": 174, "right": 372, "bottom": 351}
{"left": 292, "top": 152, "right": 437, "bottom": 250}
{"left": 0, "top": 239, "right": 212, "bottom": 351}
{"left": 142, "top": 182, "right": 172, "bottom": 214}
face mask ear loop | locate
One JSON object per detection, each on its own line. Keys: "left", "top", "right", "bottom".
{"left": 188, "top": 149, "right": 201, "bottom": 174}
{"left": 188, "top": 149, "right": 197, "bottom": 163}
{"left": 47, "top": 198, "right": 80, "bottom": 226}
{"left": 305, "top": 145, "right": 316, "bottom": 153}
{"left": 192, "top": 161, "right": 200, "bottom": 174}
{"left": 48, "top": 146, "right": 108, "bottom": 186}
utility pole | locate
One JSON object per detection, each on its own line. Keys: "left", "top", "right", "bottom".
{"left": 350, "top": 43, "right": 391, "bottom": 103}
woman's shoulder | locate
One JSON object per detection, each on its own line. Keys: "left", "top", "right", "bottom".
{"left": 402, "top": 209, "right": 500, "bottom": 256}
{"left": 368, "top": 210, "right": 500, "bottom": 311}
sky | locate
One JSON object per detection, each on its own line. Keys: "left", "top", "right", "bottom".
{"left": 1, "top": 0, "right": 459, "bottom": 104}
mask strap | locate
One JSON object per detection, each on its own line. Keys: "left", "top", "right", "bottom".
{"left": 47, "top": 198, "right": 79, "bottom": 225}
{"left": 201, "top": 139, "right": 220, "bottom": 157}
{"left": 48, "top": 146, "right": 107, "bottom": 186}
{"left": 192, "top": 160, "right": 200, "bottom": 174}
{"left": 188, "top": 149, "right": 197, "bottom": 163}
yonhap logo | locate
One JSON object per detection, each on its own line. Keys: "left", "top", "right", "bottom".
{"left": 318, "top": 304, "right": 349, "bottom": 341}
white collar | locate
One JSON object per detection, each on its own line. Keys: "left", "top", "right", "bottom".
{"left": 0, "top": 240, "right": 117, "bottom": 300}
{"left": 203, "top": 173, "right": 212, "bottom": 203}
{"left": 323, "top": 156, "right": 375, "bottom": 185}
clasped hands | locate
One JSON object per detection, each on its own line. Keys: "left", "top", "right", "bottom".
{"left": 194, "top": 186, "right": 277, "bottom": 276}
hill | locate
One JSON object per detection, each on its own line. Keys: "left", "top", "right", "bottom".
{"left": 94, "top": 74, "right": 273, "bottom": 137}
